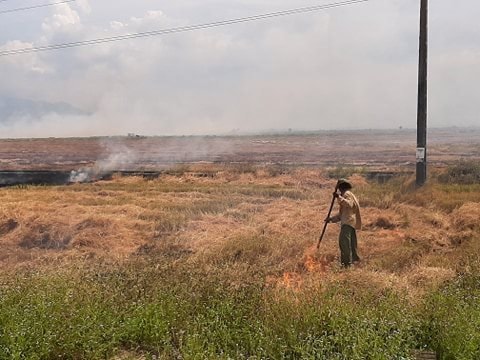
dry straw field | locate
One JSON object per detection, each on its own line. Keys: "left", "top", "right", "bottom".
{"left": 1, "top": 163, "right": 480, "bottom": 359}
{"left": 1, "top": 166, "right": 477, "bottom": 285}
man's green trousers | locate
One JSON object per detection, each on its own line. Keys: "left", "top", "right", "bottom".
{"left": 339, "top": 224, "right": 360, "bottom": 267}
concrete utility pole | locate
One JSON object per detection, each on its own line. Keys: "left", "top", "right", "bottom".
{"left": 416, "top": 0, "right": 428, "bottom": 186}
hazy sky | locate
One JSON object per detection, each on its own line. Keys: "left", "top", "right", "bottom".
{"left": 0, "top": 0, "right": 479, "bottom": 137}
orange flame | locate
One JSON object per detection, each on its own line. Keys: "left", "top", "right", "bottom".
{"left": 304, "top": 255, "right": 318, "bottom": 272}
{"left": 281, "top": 272, "right": 303, "bottom": 289}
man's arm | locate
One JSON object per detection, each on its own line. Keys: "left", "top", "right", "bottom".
{"left": 338, "top": 192, "right": 355, "bottom": 209}
{"left": 327, "top": 214, "right": 341, "bottom": 223}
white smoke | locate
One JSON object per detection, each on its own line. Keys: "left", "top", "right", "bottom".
{"left": 96, "top": 140, "right": 138, "bottom": 171}
{"left": 69, "top": 139, "right": 139, "bottom": 183}
{"left": 69, "top": 168, "right": 92, "bottom": 183}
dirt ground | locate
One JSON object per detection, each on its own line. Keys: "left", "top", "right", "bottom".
{"left": 1, "top": 128, "right": 479, "bottom": 171}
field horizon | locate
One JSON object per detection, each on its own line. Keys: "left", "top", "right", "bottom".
{"left": 1, "top": 127, "right": 480, "bottom": 172}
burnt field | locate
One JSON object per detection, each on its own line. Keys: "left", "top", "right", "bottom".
{"left": 1, "top": 128, "right": 479, "bottom": 172}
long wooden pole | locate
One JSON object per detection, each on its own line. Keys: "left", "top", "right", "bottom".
{"left": 416, "top": 0, "right": 428, "bottom": 186}
{"left": 317, "top": 182, "right": 339, "bottom": 249}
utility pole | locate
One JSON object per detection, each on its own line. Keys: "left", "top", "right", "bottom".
{"left": 416, "top": 0, "right": 428, "bottom": 186}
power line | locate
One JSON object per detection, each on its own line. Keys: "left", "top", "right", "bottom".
{"left": 0, "top": 0, "right": 369, "bottom": 57}
{"left": 0, "top": 0, "right": 75, "bottom": 15}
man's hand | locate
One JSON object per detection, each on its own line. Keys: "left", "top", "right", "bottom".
{"left": 324, "top": 217, "right": 332, "bottom": 223}
{"left": 333, "top": 192, "right": 339, "bottom": 199}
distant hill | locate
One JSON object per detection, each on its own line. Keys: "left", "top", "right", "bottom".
{"left": 0, "top": 96, "right": 87, "bottom": 123}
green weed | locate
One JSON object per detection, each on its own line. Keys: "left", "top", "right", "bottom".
{"left": 327, "top": 166, "right": 364, "bottom": 180}
{"left": 438, "top": 161, "right": 480, "bottom": 185}
{"left": 422, "top": 271, "right": 480, "bottom": 359}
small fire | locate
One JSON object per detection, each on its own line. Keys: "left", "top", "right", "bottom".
{"left": 302, "top": 245, "right": 331, "bottom": 273}
{"left": 281, "top": 272, "right": 303, "bottom": 289}
{"left": 304, "top": 255, "right": 319, "bottom": 272}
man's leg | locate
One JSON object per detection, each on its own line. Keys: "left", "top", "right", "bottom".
{"left": 339, "top": 225, "right": 352, "bottom": 267}
{"left": 351, "top": 228, "right": 360, "bottom": 262}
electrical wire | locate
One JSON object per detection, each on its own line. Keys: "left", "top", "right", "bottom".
{"left": 0, "top": 0, "right": 369, "bottom": 57}
{"left": 0, "top": 0, "right": 75, "bottom": 14}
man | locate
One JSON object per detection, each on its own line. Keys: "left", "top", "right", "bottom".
{"left": 326, "top": 179, "right": 362, "bottom": 267}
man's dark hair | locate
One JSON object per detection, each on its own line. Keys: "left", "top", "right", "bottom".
{"left": 338, "top": 180, "right": 352, "bottom": 192}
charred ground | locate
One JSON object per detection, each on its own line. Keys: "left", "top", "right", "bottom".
{"left": 1, "top": 128, "right": 479, "bottom": 171}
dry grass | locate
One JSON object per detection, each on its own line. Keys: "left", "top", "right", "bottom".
{"left": 451, "top": 202, "right": 480, "bottom": 230}
{"left": 0, "top": 166, "right": 478, "bottom": 299}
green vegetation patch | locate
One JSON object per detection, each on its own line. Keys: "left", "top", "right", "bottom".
{"left": 422, "top": 271, "right": 480, "bottom": 360}
{"left": 438, "top": 161, "right": 480, "bottom": 185}
{"left": 1, "top": 263, "right": 479, "bottom": 359}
